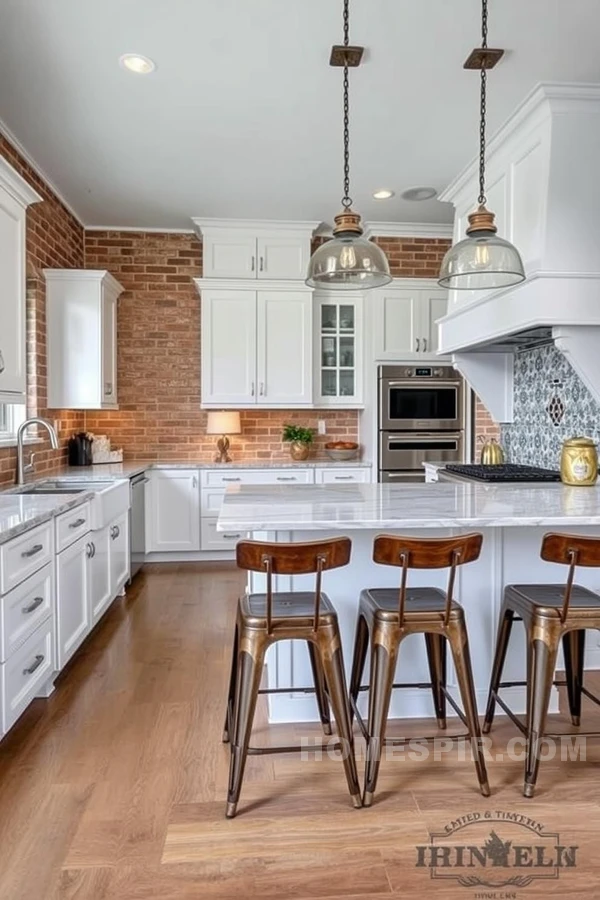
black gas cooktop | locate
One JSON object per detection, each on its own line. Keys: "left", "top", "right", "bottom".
{"left": 445, "top": 464, "right": 562, "bottom": 483}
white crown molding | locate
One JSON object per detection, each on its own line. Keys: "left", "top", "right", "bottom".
{"left": 0, "top": 116, "right": 83, "bottom": 222}
{"left": 365, "top": 221, "right": 453, "bottom": 239}
{"left": 194, "top": 277, "right": 311, "bottom": 293}
{"left": 85, "top": 224, "right": 195, "bottom": 234}
{"left": 192, "top": 217, "right": 320, "bottom": 236}
{"left": 43, "top": 268, "right": 124, "bottom": 295}
{"left": 440, "top": 81, "right": 600, "bottom": 203}
{"left": 0, "top": 155, "right": 42, "bottom": 207}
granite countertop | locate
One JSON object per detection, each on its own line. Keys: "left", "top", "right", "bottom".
{"left": 217, "top": 481, "right": 600, "bottom": 531}
{"left": 46, "top": 459, "right": 372, "bottom": 480}
{"left": 0, "top": 491, "right": 91, "bottom": 545}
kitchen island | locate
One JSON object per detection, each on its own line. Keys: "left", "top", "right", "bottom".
{"left": 218, "top": 481, "right": 600, "bottom": 722}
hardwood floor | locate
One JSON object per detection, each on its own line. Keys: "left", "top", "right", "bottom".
{"left": 1, "top": 563, "right": 600, "bottom": 898}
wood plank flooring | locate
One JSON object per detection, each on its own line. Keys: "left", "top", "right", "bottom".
{"left": 1, "top": 563, "right": 600, "bottom": 898}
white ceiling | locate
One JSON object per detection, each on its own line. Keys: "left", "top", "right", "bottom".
{"left": 1, "top": 0, "right": 599, "bottom": 229}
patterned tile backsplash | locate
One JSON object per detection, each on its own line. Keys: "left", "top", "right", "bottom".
{"left": 501, "top": 344, "right": 600, "bottom": 469}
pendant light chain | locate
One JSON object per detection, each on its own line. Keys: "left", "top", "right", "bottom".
{"left": 478, "top": 0, "right": 488, "bottom": 206}
{"left": 341, "top": 0, "right": 352, "bottom": 209}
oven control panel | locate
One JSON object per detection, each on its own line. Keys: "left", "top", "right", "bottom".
{"left": 403, "top": 366, "right": 448, "bottom": 378}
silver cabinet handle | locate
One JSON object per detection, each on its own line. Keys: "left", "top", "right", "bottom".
{"left": 423, "top": 337, "right": 428, "bottom": 352}
{"left": 276, "top": 476, "right": 297, "bottom": 482}
{"left": 22, "top": 596, "right": 44, "bottom": 614}
{"left": 69, "top": 517, "right": 86, "bottom": 529}
{"left": 0, "top": 349, "right": 4, "bottom": 374}
{"left": 416, "top": 337, "right": 420, "bottom": 352}
{"left": 110, "top": 525, "right": 120, "bottom": 540}
{"left": 223, "top": 533, "right": 242, "bottom": 540}
{"left": 192, "top": 475, "right": 198, "bottom": 488}
{"left": 86, "top": 542, "right": 94, "bottom": 558}
{"left": 251, "top": 256, "right": 255, "bottom": 272}
{"left": 23, "top": 654, "right": 44, "bottom": 676}
{"left": 21, "top": 543, "right": 43, "bottom": 559}
{"left": 259, "top": 382, "right": 264, "bottom": 396}
{"left": 259, "top": 256, "right": 264, "bottom": 272}
{"left": 334, "top": 475, "right": 354, "bottom": 480}
{"left": 251, "top": 381, "right": 255, "bottom": 397}
{"left": 104, "top": 383, "right": 113, "bottom": 396}
{"left": 222, "top": 476, "right": 241, "bottom": 482}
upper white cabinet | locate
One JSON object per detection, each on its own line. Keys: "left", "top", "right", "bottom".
{"left": 192, "top": 219, "right": 317, "bottom": 281}
{"left": 197, "top": 280, "right": 313, "bottom": 407}
{"left": 314, "top": 292, "right": 363, "bottom": 406}
{"left": 45, "top": 269, "right": 124, "bottom": 409}
{"left": 0, "top": 158, "right": 41, "bottom": 403}
{"left": 373, "top": 280, "right": 448, "bottom": 360}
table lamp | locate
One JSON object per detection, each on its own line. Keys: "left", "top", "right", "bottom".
{"left": 206, "top": 411, "right": 241, "bottom": 463}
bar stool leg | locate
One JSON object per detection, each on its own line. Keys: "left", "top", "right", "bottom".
{"left": 226, "top": 632, "right": 267, "bottom": 818}
{"left": 316, "top": 627, "right": 362, "bottom": 809}
{"left": 349, "top": 612, "right": 370, "bottom": 726}
{"left": 483, "top": 601, "right": 515, "bottom": 734}
{"left": 446, "top": 622, "right": 491, "bottom": 797}
{"left": 524, "top": 629, "right": 559, "bottom": 798}
{"left": 563, "top": 629, "right": 586, "bottom": 727}
{"left": 425, "top": 633, "right": 447, "bottom": 729}
{"left": 308, "top": 641, "right": 332, "bottom": 736}
{"left": 363, "top": 625, "right": 399, "bottom": 807}
{"left": 222, "top": 620, "right": 239, "bottom": 743}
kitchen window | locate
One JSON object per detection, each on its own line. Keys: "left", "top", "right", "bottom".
{"left": 0, "top": 403, "right": 26, "bottom": 442}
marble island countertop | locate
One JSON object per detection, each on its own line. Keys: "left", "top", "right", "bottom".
{"left": 218, "top": 481, "right": 600, "bottom": 532}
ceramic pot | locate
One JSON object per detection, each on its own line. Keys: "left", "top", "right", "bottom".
{"left": 290, "top": 441, "right": 310, "bottom": 461}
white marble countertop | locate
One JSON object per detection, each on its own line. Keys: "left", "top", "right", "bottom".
{"left": 45, "top": 459, "right": 372, "bottom": 480}
{"left": 217, "top": 482, "right": 600, "bottom": 531}
{"left": 0, "top": 491, "right": 91, "bottom": 545}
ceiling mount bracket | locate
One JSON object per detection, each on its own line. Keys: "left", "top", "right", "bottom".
{"left": 463, "top": 47, "right": 504, "bottom": 70}
{"left": 329, "top": 45, "right": 364, "bottom": 67}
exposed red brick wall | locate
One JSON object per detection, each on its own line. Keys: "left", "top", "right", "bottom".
{"left": 372, "top": 236, "right": 452, "bottom": 279}
{"left": 0, "top": 134, "right": 85, "bottom": 487}
{"left": 474, "top": 397, "right": 501, "bottom": 458}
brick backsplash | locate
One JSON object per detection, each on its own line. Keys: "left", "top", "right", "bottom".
{"left": 0, "top": 133, "right": 85, "bottom": 487}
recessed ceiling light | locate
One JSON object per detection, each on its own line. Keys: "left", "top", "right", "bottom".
{"left": 373, "top": 189, "right": 395, "bottom": 200}
{"left": 119, "top": 54, "right": 156, "bottom": 75}
{"left": 401, "top": 186, "right": 438, "bottom": 202}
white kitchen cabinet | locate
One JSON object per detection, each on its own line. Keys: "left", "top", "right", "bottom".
{"left": 0, "top": 158, "right": 41, "bottom": 402}
{"left": 199, "top": 282, "right": 313, "bottom": 407}
{"left": 109, "top": 513, "right": 129, "bottom": 593}
{"left": 315, "top": 467, "right": 371, "bottom": 484}
{"left": 314, "top": 293, "right": 363, "bottom": 406}
{"left": 192, "top": 220, "right": 315, "bottom": 281}
{"left": 146, "top": 469, "right": 200, "bottom": 552}
{"left": 1, "top": 618, "right": 54, "bottom": 734}
{"left": 89, "top": 526, "right": 111, "bottom": 625}
{"left": 56, "top": 534, "right": 90, "bottom": 669}
{"left": 373, "top": 282, "right": 448, "bottom": 360}
{"left": 45, "top": 269, "right": 124, "bottom": 409}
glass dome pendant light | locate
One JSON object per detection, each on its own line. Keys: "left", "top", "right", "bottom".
{"left": 438, "top": 0, "right": 525, "bottom": 291}
{"left": 306, "top": 0, "right": 391, "bottom": 290}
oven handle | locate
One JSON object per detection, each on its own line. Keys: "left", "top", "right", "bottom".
{"left": 384, "top": 380, "right": 462, "bottom": 389}
{"left": 386, "top": 433, "right": 463, "bottom": 443}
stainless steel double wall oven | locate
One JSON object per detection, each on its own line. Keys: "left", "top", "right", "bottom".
{"left": 378, "top": 365, "right": 466, "bottom": 482}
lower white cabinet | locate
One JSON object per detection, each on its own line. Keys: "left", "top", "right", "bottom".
{"left": 315, "top": 468, "right": 371, "bottom": 484}
{"left": 201, "top": 519, "right": 244, "bottom": 552}
{"left": 89, "top": 526, "right": 111, "bottom": 625}
{"left": 1, "top": 618, "right": 54, "bottom": 733}
{"left": 109, "top": 513, "right": 129, "bottom": 593}
{"left": 56, "top": 533, "right": 90, "bottom": 669}
{"left": 146, "top": 470, "right": 200, "bottom": 552}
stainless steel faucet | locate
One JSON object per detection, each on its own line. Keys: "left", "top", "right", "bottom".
{"left": 16, "top": 417, "right": 60, "bottom": 485}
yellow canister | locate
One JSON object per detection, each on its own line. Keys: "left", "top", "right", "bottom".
{"left": 560, "top": 436, "right": 598, "bottom": 486}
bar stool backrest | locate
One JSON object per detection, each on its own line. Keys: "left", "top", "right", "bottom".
{"left": 541, "top": 532, "right": 600, "bottom": 622}
{"left": 236, "top": 538, "right": 352, "bottom": 634}
{"left": 372, "top": 533, "right": 483, "bottom": 625}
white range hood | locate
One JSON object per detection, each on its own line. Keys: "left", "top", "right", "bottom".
{"left": 437, "top": 83, "right": 600, "bottom": 423}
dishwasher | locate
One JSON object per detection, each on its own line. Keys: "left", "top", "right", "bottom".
{"left": 129, "top": 472, "right": 148, "bottom": 580}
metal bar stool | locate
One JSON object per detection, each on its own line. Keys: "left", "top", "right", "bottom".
{"left": 349, "top": 533, "right": 490, "bottom": 807}
{"left": 483, "top": 531, "right": 600, "bottom": 798}
{"left": 223, "top": 537, "right": 362, "bottom": 818}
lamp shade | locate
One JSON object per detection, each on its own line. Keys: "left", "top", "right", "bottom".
{"left": 306, "top": 233, "right": 392, "bottom": 290}
{"left": 438, "top": 231, "right": 526, "bottom": 290}
{"left": 206, "top": 411, "right": 241, "bottom": 435}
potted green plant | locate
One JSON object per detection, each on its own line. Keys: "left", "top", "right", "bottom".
{"left": 282, "top": 424, "right": 314, "bottom": 461}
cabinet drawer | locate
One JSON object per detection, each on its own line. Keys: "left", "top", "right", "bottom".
{"left": 204, "top": 469, "right": 313, "bottom": 487}
{"left": 55, "top": 501, "right": 92, "bottom": 553}
{"left": 316, "top": 468, "right": 371, "bottom": 484}
{"left": 1, "top": 618, "right": 54, "bottom": 734}
{"left": 0, "top": 564, "right": 52, "bottom": 663}
{"left": 201, "top": 487, "right": 227, "bottom": 515}
{"left": 0, "top": 521, "right": 53, "bottom": 595}
{"left": 201, "top": 518, "right": 244, "bottom": 552}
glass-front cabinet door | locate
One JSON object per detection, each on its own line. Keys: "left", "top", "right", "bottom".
{"left": 314, "top": 292, "right": 363, "bottom": 406}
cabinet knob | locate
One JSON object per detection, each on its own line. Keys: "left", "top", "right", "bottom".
{"left": 416, "top": 338, "right": 420, "bottom": 352}
{"left": 86, "top": 542, "right": 94, "bottom": 558}
{"left": 259, "top": 382, "right": 264, "bottom": 396}
{"left": 0, "top": 349, "right": 4, "bottom": 374}
{"left": 251, "top": 382, "right": 255, "bottom": 397}
{"left": 251, "top": 256, "right": 256, "bottom": 272}
{"left": 423, "top": 337, "right": 428, "bottom": 352}
{"left": 259, "top": 256, "right": 264, "bottom": 272}
{"left": 192, "top": 475, "right": 198, "bottom": 488}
